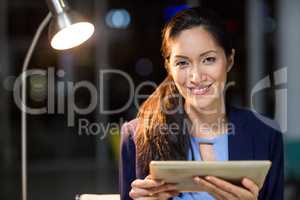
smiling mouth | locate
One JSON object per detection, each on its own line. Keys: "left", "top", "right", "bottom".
{"left": 188, "top": 83, "right": 213, "bottom": 95}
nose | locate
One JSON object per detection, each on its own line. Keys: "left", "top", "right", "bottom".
{"left": 189, "top": 67, "right": 207, "bottom": 83}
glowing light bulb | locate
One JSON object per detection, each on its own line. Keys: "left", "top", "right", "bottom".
{"left": 50, "top": 22, "right": 95, "bottom": 50}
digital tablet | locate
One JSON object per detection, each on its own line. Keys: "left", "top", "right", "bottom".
{"left": 149, "top": 161, "right": 271, "bottom": 191}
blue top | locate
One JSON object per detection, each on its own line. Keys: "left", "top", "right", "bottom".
{"left": 172, "top": 134, "right": 228, "bottom": 200}
{"left": 119, "top": 106, "right": 284, "bottom": 200}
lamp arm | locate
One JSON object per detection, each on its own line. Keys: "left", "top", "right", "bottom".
{"left": 21, "top": 12, "right": 52, "bottom": 200}
{"left": 22, "top": 12, "right": 52, "bottom": 72}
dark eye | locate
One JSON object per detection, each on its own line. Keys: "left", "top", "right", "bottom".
{"left": 203, "top": 57, "right": 216, "bottom": 65}
{"left": 175, "top": 61, "right": 189, "bottom": 68}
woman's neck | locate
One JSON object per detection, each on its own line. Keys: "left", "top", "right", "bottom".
{"left": 184, "top": 100, "right": 227, "bottom": 137}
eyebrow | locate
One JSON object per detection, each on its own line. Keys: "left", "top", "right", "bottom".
{"left": 174, "top": 50, "right": 217, "bottom": 59}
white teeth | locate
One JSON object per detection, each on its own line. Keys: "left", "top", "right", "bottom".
{"left": 197, "top": 86, "right": 209, "bottom": 90}
{"left": 189, "top": 84, "right": 211, "bottom": 95}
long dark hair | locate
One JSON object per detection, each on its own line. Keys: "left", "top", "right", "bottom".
{"left": 136, "top": 7, "right": 233, "bottom": 174}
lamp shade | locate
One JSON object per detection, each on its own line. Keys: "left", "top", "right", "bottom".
{"left": 46, "top": 0, "right": 95, "bottom": 50}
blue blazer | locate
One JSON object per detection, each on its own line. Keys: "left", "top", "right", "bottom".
{"left": 119, "top": 106, "right": 284, "bottom": 200}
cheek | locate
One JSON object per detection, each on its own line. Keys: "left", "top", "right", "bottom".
{"left": 209, "top": 63, "right": 228, "bottom": 94}
{"left": 209, "top": 61, "right": 228, "bottom": 82}
{"left": 214, "top": 68, "right": 227, "bottom": 82}
{"left": 171, "top": 69, "right": 188, "bottom": 92}
{"left": 173, "top": 71, "right": 185, "bottom": 84}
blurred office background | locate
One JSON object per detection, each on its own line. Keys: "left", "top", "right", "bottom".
{"left": 0, "top": 0, "right": 299, "bottom": 199}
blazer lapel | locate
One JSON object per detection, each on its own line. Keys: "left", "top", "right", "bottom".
{"left": 227, "top": 106, "right": 254, "bottom": 160}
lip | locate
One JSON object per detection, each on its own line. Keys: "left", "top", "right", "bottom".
{"left": 188, "top": 83, "right": 213, "bottom": 96}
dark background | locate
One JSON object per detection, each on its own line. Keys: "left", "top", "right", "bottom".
{"left": 0, "top": 0, "right": 299, "bottom": 199}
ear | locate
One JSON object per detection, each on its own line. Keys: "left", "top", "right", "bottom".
{"left": 227, "top": 49, "right": 235, "bottom": 72}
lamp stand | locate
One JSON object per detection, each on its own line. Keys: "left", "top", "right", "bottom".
{"left": 21, "top": 12, "right": 52, "bottom": 200}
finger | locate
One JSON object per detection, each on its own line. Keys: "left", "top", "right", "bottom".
{"left": 193, "top": 177, "right": 213, "bottom": 192}
{"left": 168, "top": 190, "right": 181, "bottom": 197}
{"left": 135, "top": 197, "right": 157, "bottom": 200}
{"left": 193, "top": 177, "right": 206, "bottom": 191}
{"left": 132, "top": 190, "right": 179, "bottom": 200}
{"left": 132, "top": 179, "right": 164, "bottom": 189}
{"left": 205, "top": 176, "right": 241, "bottom": 197}
{"left": 145, "top": 175, "right": 153, "bottom": 180}
{"left": 130, "top": 182, "right": 177, "bottom": 198}
{"left": 150, "top": 184, "right": 178, "bottom": 195}
{"left": 195, "top": 176, "right": 238, "bottom": 200}
{"left": 242, "top": 178, "right": 259, "bottom": 197}
{"left": 145, "top": 174, "right": 164, "bottom": 182}
{"left": 145, "top": 175, "right": 165, "bottom": 187}
{"left": 205, "top": 176, "right": 252, "bottom": 199}
{"left": 207, "top": 192, "right": 224, "bottom": 200}
{"left": 129, "top": 187, "right": 154, "bottom": 198}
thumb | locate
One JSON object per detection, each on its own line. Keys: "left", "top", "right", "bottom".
{"left": 145, "top": 175, "right": 152, "bottom": 180}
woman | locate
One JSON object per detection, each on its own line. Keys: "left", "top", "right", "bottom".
{"left": 119, "top": 7, "right": 283, "bottom": 200}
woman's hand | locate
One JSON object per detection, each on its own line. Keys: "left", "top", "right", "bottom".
{"left": 193, "top": 176, "right": 259, "bottom": 200}
{"left": 129, "top": 175, "right": 180, "bottom": 200}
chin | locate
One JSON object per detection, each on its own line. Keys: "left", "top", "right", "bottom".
{"left": 188, "top": 98, "right": 219, "bottom": 114}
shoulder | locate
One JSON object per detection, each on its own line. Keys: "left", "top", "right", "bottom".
{"left": 120, "top": 118, "right": 139, "bottom": 151}
{"left": 120, "top": 119, "right": 138, "bottom": 168}
{"left": 229, "top": 106, "right": 280, "bottom": 129}
{"left": 229, "top": 106, "right": 282, "bottom": 142}
{"left": 121, "top": 118, "right": 139, "bottom": 140}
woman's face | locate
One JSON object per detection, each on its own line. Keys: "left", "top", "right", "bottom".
{"left": 168, "top": 26, "right": 234, "bottom": 113}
